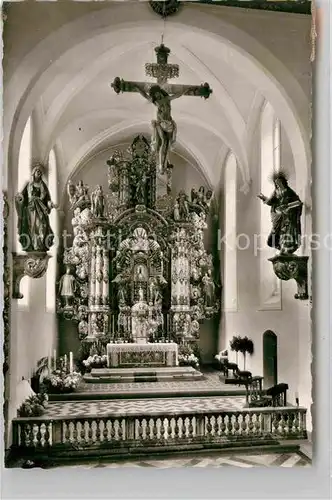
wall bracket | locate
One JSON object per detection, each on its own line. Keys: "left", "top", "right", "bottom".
{"left": 12, "top": 252, "right": 51, "bottom": 299}
{"left": 268, "top": 254, "right": 309, "bottom": 300}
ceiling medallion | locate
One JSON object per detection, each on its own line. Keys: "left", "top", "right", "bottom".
{"left": 149, "top": 1, "right": 181, "bottom": 18}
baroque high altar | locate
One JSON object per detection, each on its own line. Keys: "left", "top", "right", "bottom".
{"left": 58, "top": 134, "right": 219, "bottom": 362}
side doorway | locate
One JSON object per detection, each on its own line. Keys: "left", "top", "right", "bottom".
{"left": 263, "top": 330, "right": 278, "bottom": 389}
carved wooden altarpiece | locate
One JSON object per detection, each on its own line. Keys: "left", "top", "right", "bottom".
{"left": 58, "top": 135, "right": 219, "bottom": 352}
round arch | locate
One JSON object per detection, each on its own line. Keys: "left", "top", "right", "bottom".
{"left": 5, "top": 3, "right": 310, "bottom": 198}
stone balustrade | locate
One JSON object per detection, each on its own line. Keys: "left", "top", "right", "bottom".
{"left": 12, "top": 407, "right": 307, "bottom": 456}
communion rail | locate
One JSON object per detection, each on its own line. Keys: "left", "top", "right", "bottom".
{"left": 12, "top": 407, "right": 307, "bottom": 459}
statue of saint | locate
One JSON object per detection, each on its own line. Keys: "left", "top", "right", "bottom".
{"left": 258, "top": 172, "right": 303, "bottom": 254}
{"left": 15, "top": 164, "right": 56, "bottom": 252}
{"left": 58, "top": 266, "right": 76, "bottom": 307}
{"left": 117, "top": 286, "right": 127, "bottom": 306}
{"left": 91, "top": 185, "right": 105, "bottom": 218}
{"left": 131, "top": 287, "right": 149, "bottom": 343}
{"left": 149, "top": 278, "right": 162, "bottom": 306}
{"left": 177, "top": 191, "right": 189, "bottom": 220}
{"left": 173, "top": 201, "right": 180, "bottom": 221}
{"left": 132, "top": 84, "right": 191, "bottom": 174}
{"left": 202, "top": 269, "right": 215, "bottom": 307}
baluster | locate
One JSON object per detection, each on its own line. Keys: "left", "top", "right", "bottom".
{"left": 234, "top": 414, "right": 240, "bottom": 436}
{"left": 271, "top": 413, "right": 279, "bottom": 436}
{"left": 76, "top": 420, "right": 82, "bottom": 443}
{"left": 160, "top": 418, "right": 166, "bottom": 440}
{"left": 174, "top": 417, "right": 180, "bottom": 440}
{"left": 219, "top": 415, "right": 226, "bottom": 437}
{"left": 188, "top": 416, "right": 194, "bottom": 439}
{"left": 35, "top": 423, "right": 42, "bottom": 447}
{"left": 63, "top": 421, "right": 70, "bottom": 444}
{"left": 72, "top": 421, "right": 78, "bottom": 444}
{"left": 292, "top": 411, "right": 299, "bottom": 436}
{"left": 153, "top": 418, "right": 159, "bottom": 440}
{"left": 178, "top": 417, "right": 183, "bottom": 439}
{"left": 205, "top": 416, "right": 212, "bottom": 437}
{"left": 27, "top": 424, "right": 33, "bottom": 446}
{"left": 254, "top": 412, "right": 261, "bottom": 435}
{"left": 136, "top": 418, "right": 144, "bottom": 440}
{"left": 110, "top": 419, "right": 116, "bottom": 441}
{"left": 44, "top": 422, "right": 51, "bottom": 447}
{"left": 118, "top": 418, "right": 124, "bottom": 440}
{"left": 247, "top": 413, "right": 253, "bottom": 436}
{"left": 227, "top": 414, "right": 233, "bottom": 436}
{"left": 240, "top": 413, "right": 247, "bottom": 437}
{"left": 100, "top": 420, "right": 106, "bottom": 442}
{"left": 88, "top": 421, "right": 93, "bottom": 442}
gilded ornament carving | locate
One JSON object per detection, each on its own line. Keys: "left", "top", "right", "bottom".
{"left": 59, "top": 135, "right": 220, "bottom": 350}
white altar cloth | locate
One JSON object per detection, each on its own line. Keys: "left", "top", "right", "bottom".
{"left": 107, "top": 342, "right": 178, "bottom": 368}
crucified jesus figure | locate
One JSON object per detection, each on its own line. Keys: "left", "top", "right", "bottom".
{"left": 133, "top": 84, "right": 191, "bottom": 174}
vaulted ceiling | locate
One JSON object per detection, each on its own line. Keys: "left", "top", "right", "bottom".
{"left": 3, "top": 2, "right": 311, "bottom": 197}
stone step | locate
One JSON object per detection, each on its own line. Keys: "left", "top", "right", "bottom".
{"left": 84, "top": 366, "right": 204, "bottom": 384}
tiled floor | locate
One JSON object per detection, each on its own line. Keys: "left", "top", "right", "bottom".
{"left": 45, "top": 395, "right": 246, "bottom": 418}
{"left": 77, "top": 371, "right": 244, "bottom": 395}
{"left": 59, "top": 452, "right": 311, "bottom": 468}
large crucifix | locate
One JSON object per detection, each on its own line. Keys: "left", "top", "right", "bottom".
{"left": 111, "top": 43, "right": 213, "bottom": 174}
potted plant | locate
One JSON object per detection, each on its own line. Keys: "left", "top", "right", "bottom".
{"left": 17, "top": 393, "right": 48, "bottom": 418}
{"left": 238, "top": 336, "right": 254, "bottom": 370}
{"left": 229, "top": 336, "right": 241, "bottom": 365}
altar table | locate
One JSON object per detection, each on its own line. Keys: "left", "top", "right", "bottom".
{"left": 107, "top": 342, "right": 178, "bottom": 368}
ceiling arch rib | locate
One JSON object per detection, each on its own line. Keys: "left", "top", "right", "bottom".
{"left": 40, "top": 39, "right": 153, "bottom": 155}
{"left": 62, "top": 118, "right": 214, "bottom": 190}
{"left": 48, "top": 105, "right": 246, "bottom": 182}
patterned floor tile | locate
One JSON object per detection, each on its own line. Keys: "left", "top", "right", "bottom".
{"left": 44, "top": 395, "right": 246, "bottom": 418}
{"left": 76, "top": 371, "right": 243, "bottom": 394}
{"left": 58, "top": 452, "right": 311, "bottom": 469}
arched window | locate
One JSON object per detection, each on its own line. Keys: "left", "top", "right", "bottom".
{"left": 17, "top": 117, "right": 32, "bottom": 308}
{"left": 259, "top": 103, "right": 281, "bottom": 310}
{"left": 223, "top": 152, "right": 237, "bottom": 311}
{"left": 45, "top": 149, "right": 58, "bottom": 313}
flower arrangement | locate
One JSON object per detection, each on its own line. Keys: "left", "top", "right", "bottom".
{"left": 17, "top": 393, "right": 48, "bottom": 418}
{"left": 178, "top": 344, "right": 200, "bottom": 369}
{"left": 42, "top": 357, "right": 81, "bottom": 394}
{"left": 43, "top": 370, "right": 81, "bottom": 393}
{"left": 178, "top": 352, "right": 200, "bottom": 369}
{"left": 83, "top": 354, "right": 107, "bottom": 371}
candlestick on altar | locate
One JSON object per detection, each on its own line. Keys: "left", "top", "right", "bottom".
{"left": 64, "top": 354, "right": 67, "bottom": 371}
{"left": 48, "top": 354, "right": 52, "bottom": 372}
{"left": 69, "top": 352, "right": 73, "bottom": 374}
{"left": 53, "top": 350, "right": 56, "bottom": 370}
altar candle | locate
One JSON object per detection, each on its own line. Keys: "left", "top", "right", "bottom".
{"left": 64, "top": 354, "right": 67, "bottom": 371}
{"left": 48, "top": 353, "right": 52, "bottom": 372}
{"left": 53, "top": 350, "right": 57, "bottom": 370}
{"left": 69, "top": 352, "right": 73, "bottom": 374}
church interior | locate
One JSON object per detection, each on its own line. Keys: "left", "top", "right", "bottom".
{"left": 3, "top": 1, "right": 313, "bottom": 468}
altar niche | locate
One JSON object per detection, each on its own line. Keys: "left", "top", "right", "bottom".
{"left": 57, "top": 134, "right": 219, "bottom": 362}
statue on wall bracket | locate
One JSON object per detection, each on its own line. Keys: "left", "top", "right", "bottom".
{"left": 258, "top": 170, "right": 309, "bottom": 300}
{"left": 15, "top": 163, "right": 57, "bottom": 252}
{"left": 13, "top": 163, "right": 57, "bottom": 298}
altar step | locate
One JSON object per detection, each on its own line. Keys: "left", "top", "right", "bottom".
{"left": 84, "top": 366, "right": 204, "bottom": 384}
